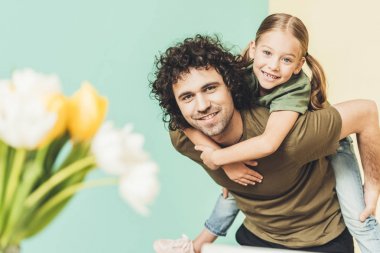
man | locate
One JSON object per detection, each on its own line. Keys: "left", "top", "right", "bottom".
{"left": 150, "top": 35, "right": 380, "bottom": 252}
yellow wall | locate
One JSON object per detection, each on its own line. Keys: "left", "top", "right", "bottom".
{"left": 269, "top": 0, "right": 380, "bottom": 103}
{"left": 269, "top": 1, "right": 380, "bottom": 252}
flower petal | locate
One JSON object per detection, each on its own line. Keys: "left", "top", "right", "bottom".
{"left": 119, "top": 162, "right": 159, "bottom": 215}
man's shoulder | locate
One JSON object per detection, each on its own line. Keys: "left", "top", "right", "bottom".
{"left": 169, "top": 129, "right": 187, "bottom": 150}
{"left": 241, "top": 105, "right": 341, "bottom": 133}
{"left": 241, "top": 106, "right": 270, "bottom": 126}
{"left": 241, "top": 106, "right": 270, "bottom": 118}
{"left": 284, "top": 106, "right": 342, "bottom": 163}
{"left": 169, "top": 129, "right": 203, "bottom": 163}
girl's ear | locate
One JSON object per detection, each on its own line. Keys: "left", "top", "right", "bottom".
{"left": 248, "top": 40, "right": 256, "bottom": 59}
{"left": 294, "top": 57, "right": 306, "bottom": 74}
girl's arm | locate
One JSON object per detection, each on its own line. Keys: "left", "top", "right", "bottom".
{"left": 183, "top": 128, "right": 220, "bottom": 169}
{"left": 183, "top": 128, "right": 263, "bottom": 185}
{"left": 203, "top": 111, "right": 299, "bottom": 166}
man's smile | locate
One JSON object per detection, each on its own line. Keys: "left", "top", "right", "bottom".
{"left": 195, "top": 111, "right": 219, "bottom": 121}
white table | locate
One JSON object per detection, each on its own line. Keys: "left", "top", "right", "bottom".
{"left": 202, "top": 244, "right": 316, "bottom": 253}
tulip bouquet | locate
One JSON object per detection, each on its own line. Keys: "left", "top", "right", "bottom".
{"left": 0, "top": 69, "right": 159, "bottom": 253}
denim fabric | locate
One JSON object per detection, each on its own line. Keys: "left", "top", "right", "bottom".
{"left": 331, "top": 137, "right": 380, "bottom": 253}
{"left": 204, "top": 193, "right": 239, "bottom": 236}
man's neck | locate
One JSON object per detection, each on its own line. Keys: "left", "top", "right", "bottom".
{"left": 212, "top": 109, "right": 243, "bottom": 146}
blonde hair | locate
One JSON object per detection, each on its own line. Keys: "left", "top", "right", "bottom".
{"left": 243, "top": 13, "right": 327, "bottom": 110}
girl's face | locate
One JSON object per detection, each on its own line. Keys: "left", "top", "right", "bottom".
{"left": 249, "top": 30, "right": 305, "bottom": 94}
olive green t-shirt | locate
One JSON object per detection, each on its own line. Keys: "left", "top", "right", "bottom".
{"left": 249, "top": 70, "right": 311, "bottom": 114}
{"left": 170, "top": 106, "right": 344, "bottom": 248}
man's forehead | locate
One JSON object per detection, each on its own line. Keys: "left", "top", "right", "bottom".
{"left": 173, "top": 68, "right": 218, "bottom": 98}
{"left": 177, "top": 66, "right": 211, "bottom": 81}
{"left": 175, "top": 67, "right": 222, "bottom": 86}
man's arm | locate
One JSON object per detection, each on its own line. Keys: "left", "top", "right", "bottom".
{"left": 334, "top": 99, "right": 380, "bottom": 221}
{"left": 288, "top": 100, "right": 380, "bottom": 221}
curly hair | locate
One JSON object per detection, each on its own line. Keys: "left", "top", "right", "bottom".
{"left": 150, "top": 34, "right": 253, "bottom": 131}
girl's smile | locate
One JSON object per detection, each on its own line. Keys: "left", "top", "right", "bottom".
{"left": 249, "top": 30, "right": 305, "bottom": 91}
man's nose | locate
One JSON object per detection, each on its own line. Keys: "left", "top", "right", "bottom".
{"left": 195, "top": 95, "right": 211, "bottom": 112}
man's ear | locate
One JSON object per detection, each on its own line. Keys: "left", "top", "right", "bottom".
{"left": 248, "top": 40, "right": 256, "bottom": 60}
{"left": 294, "top": 57, "right": 306, "bottom": 74}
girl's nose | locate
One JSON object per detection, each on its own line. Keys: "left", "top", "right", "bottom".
{"left": 268, "top": 59, "right": 280, "bottom": 71}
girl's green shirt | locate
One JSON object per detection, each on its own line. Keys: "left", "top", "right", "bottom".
{"left": 249, "top": 69, "right": 311, "bottom": 114}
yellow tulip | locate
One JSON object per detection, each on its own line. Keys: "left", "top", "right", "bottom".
{"left": 68, "top": 81, "right": 108, "bottom": 142}
{"left": 38, "top": 93, "right": 68, "bottom": 148}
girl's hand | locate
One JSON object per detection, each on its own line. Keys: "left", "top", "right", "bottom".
{"left": 244, "top": 160, "right": 259, "bottom": 167}
{"left": 195, "top": 144, "right": 218, "bottom": 170}
{"left": 223, "top": 162, "right": 263, "bottom": 186}
{"left": 222, "top": 187, "right": 229, "bottom": 198}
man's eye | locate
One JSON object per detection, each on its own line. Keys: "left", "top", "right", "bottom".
{"left": 182, "top": 95, "right": 193, "bottom": 102}
{"left": 205, "top": 86, "right": 216, "bottom": 92}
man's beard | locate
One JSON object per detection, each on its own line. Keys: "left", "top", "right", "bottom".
{"left": 190, "top": 105, "right": 233, "bottom": 137}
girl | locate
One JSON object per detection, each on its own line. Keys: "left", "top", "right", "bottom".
{"left": 154, "top": 13, "right": 380, "bottom": 253}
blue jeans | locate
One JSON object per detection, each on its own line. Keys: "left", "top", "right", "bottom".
{"left": 205, "top": 137, "right": 380, "bottom": 252}
{"left": 331, "top": 137, "right": 380, "bottom": 253}
{"left": 204, "top": 192, "right": 239, "bottom": 236}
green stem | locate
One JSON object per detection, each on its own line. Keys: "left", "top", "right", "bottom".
{"left": 0, "top": 146, "right": 50, "bottom": 246}
{"left": 0, "top": 142, "right": 8, "bottom": 232}
{"left": 18, "top": 178, "right": 118, "bottom": 241}
{"left": 0, "top": 148, "right": 26, "bottom": 248}
{"left": 34, "top": 178, "right": 118, "bottom": 219}
{"left": 25, "top": 156, "right": 96, "bottom": 208}
{"left": 2, "top": 149, "right": 26, "bottom": 211}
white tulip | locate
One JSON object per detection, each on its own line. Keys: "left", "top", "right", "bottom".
{"left": 11, "top": 68, "right": 61, "bottom": 97}
{"left": 91, "top": 122, "right": 149, "bottom": 175}
{"left": 119, "top": 161, "right": 159, "bottom": 215}
{"left": 0, "top": 83, "right": 56, "bottom": 149}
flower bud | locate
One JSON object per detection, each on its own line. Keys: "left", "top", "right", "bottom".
{"left": 68, "top": 82, "right": 107, "bottom": 142}
{"left": 38, "top": 94, "right": 68, "bottom": 147}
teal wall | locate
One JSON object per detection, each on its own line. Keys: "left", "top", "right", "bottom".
{"left": 0, "top": 1, "right": 268, "bottom": 252}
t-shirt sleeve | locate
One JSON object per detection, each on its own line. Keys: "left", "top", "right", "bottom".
{"left": 269, "top": 82, "right": 310, "bottom": 114}
{"left": 259, "top": 71, "right": 311, "bottom": 114}
{"left": 284, "top": 106, "right": 342, "bottom": 165}
{"left": 169, "top": 130, "right": 203, "bottom": 164}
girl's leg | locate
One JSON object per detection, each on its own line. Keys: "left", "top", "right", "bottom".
{"left": 203, "top": 192, "right": 239, "bottom": 238}
{"left": 153, "top": 192, "right": 239, "bottom": 253}
{"left": 331, "top": 137, "right": 380, "bottom": 253}
{"left": 192, "top": 192, "right": 239, "bottom": 252}
{"left": 192, "top": 229, "right": 216, "bottom": 253}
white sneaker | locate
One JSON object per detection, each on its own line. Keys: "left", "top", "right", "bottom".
{"left": 153, "top": 234, "right": 195, "bottom": 253}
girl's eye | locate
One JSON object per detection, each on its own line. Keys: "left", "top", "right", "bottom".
{"left": 262, "top": 50, "right": 271, "bottom": 56}
{"left": 282, "top": 57, "right": 293, "bottom": 63}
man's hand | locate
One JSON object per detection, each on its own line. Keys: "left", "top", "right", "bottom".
{"left": 360, "top": 182, "right": 380, "bottom": 222}
{"left": 195, "top": 144, "right": 218, "bottom": 170}
{"left": 223, "top": 162, "right": 263, "bottom": 186}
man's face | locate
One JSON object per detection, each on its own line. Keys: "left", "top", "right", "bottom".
{"left": 172, "top": 67, "right": 235, "bottom": 137}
